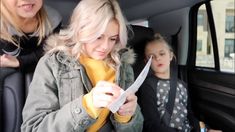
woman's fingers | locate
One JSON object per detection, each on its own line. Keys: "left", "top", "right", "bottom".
{"left": 118, "top": 93, "right": 137, "bottom": 116}
{"left": 92, "top": 81, "right": 123, "bottom": 108}
{"left": 92, "top": 80, "right": 138, "bottom": 113}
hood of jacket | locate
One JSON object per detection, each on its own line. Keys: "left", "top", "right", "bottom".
{"left": 119, "top": 48, "right": 136, "bottom": 65}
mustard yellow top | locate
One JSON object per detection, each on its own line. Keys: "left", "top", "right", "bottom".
{"left": 79, "top": 54, "right": 131, "bottom": 132}
{"left": 79, "top": 54, "right": 115, "bottom": 86}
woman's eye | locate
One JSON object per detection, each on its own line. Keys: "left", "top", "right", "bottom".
{"left": 110, "top": 38, "right": 117, "bottom": 42}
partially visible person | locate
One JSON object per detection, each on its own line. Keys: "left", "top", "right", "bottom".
{"left": 137, "top": 34, "right": 222, "bottom": 132}
{"left": 0, "top": 0, "right": 62, "bottom": 71}
{"left": 0, "top": 0, "right": 62, "bottom": 130}
{"left": 21, "top": 0, "right": 143, "bottom": 131}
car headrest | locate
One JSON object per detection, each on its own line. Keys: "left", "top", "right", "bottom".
{"left": 127, "top": 25, "right": 154, "bottom": 78}
{"left": 127, "top": 25, "right": 154, "bottom": 58}
{"left": 45, "top": 0, "right": 79, "bottom": 26}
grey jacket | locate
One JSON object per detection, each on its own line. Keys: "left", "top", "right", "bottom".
{"left": 21, "top": 49, "right": 143, "bottom": 132}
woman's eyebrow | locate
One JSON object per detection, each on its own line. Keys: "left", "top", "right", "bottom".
{"left": 110, "top": 34, "right": 118, "bottom": 37}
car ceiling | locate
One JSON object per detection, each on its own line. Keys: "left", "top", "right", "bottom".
{"left": 118, "top": 0, "right": 203, "bottom": 21}
{"left": 47, "top": 0, "right": 203, "bottom": 22}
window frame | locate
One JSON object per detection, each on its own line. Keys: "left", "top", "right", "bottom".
{"left": 188, "top": 1, "right": 220, "bottom": 71}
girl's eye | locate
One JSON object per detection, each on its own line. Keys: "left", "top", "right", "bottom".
{"left": 147, "top": 54, "right": 155, "bottom": 59}
{"left": 160, "top": 52, "right": 165, "bottom": 56}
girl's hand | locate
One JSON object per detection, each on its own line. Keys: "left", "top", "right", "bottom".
{"left": 0, "top": 54, "right": 20, "bottom": 68}
{"left": 117, "top": 92, "right": 137, "bottom": 116}
{"left": 92, "top": 81, "right": 123, "bottom": 108}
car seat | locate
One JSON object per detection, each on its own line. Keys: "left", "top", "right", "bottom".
{"left": 2, "top": 71, "right": 25, "bottom": 132}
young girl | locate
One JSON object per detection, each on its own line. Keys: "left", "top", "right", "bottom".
{"left": 137, "top": 34, "right": 200, "bottom": 132}
{"left": 0, "top": 0, "right": 61, "bottom": 130}
{"left": 21, "top": 0, "right": 143, "bottom": 131}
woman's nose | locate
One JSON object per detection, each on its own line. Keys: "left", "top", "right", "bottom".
{"left": 100, "top": 39, "right": 109, "bottom": 50}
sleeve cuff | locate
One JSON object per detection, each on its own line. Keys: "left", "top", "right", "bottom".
{"left": 114, "top": 113, "right": 132, "bottom": 123}
{"left": 82, "top": 92, "right": 101, "bottom": 119}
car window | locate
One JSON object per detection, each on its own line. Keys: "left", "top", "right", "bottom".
{"left": 196, "top": 4, "right": 215, "bottom": 68}
{"left": 196, "top": 0, "right": 235, "bottom": 73}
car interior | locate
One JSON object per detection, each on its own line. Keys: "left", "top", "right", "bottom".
{"left": 2, "top": 0, "right": 234, "bottom": 132}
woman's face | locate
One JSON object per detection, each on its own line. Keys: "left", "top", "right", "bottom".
{"left": 145, "top": 42, "right": 173, "bottom": 78}
{"left": 3, "top": 0, "right": 43, "bottom": 19}
{"left": 82, "top": 19, "right": 119, "bottom": 60}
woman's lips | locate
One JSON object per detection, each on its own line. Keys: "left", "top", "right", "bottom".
{"left": 96, "top": 51, "right": 106, "bottom": 56}
{"left": 19, "top": 4, "right": 34, "bottom": 12}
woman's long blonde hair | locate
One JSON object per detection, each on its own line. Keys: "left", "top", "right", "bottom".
{"left": 47, "top": 0, "right": 129, "bottom": 69}
{"left": 0, "top": 0, "right": 51, "bottom": 46}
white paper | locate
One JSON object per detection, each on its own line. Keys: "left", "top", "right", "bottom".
{"left": 108, "top": 56, "right": 152, "bottom": 113}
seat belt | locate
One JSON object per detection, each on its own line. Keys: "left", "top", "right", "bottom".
{"left": 147, "top": 61, "right": 177, "bottom": 126}
{"left": 161, "top": 27, "right": 181, "bottom": 125}
{"left": 161, "top": 59, "right": 178, "bottom": 125}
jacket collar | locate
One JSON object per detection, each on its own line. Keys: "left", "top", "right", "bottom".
{"left": 56, "top": 51, "right": 81, "bottom": 69}
{"left": 119, "top": 48, "right": 136, "bottom": 65}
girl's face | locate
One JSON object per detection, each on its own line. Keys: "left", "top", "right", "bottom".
{"left": 145, "top": 42, "right": 173, "bottom": 78}
{"left": 82, "top": 19, "right": 119, "bottom": 60}
{"left": 3, "top": 0, "right": 42, "bottom": 19}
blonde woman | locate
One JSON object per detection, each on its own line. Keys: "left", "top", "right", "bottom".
{"left": 21, "top": 0, "right": 143, "bottom": 131}
{"left": 0, "top": 0, "right": 61, "bottom": 130}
